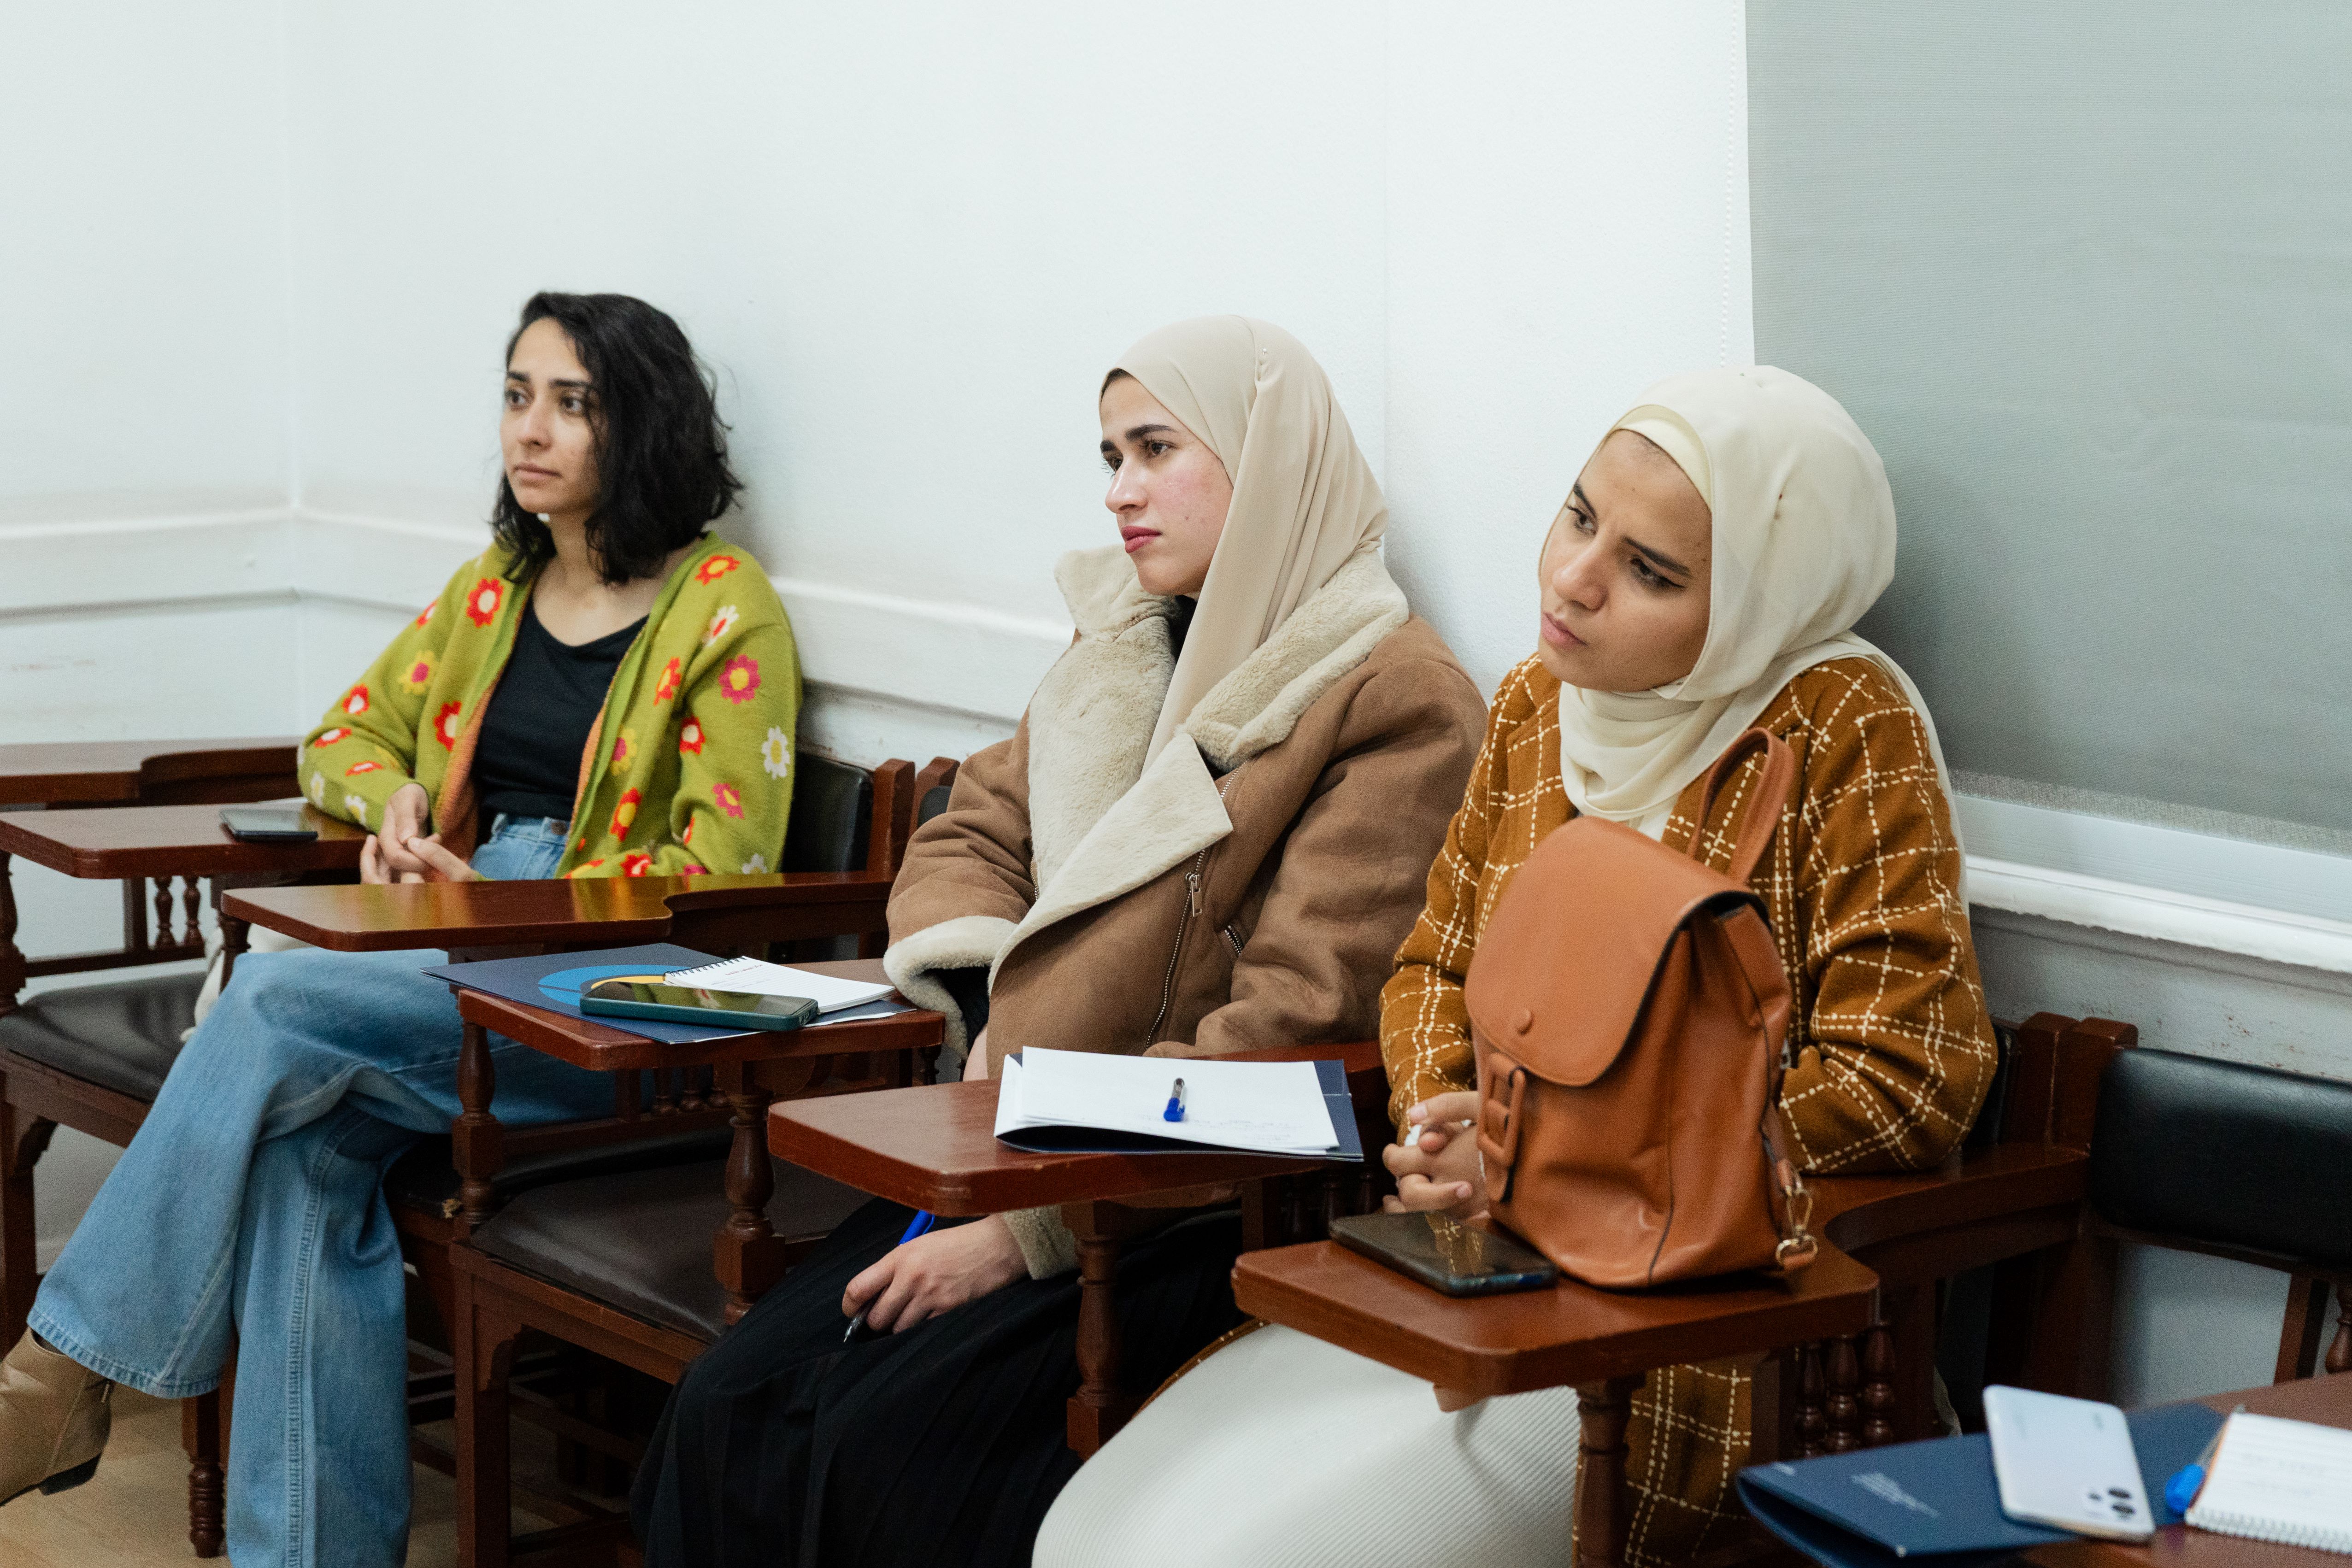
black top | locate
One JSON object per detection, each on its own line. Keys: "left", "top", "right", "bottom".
{"left": 473, "top": 599, "right": 647, "bottom": 825}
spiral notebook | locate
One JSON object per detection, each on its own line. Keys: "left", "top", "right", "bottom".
{"left": 2185, "top": 1412, "right": 2352, "bottom": 1554}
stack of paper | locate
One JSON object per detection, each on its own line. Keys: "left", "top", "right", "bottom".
{"left": 993, "top": 1048, "right": 1351, "bottom": 1157}
{"left": 663, "top": 956, "right": 909, "bottom": 1024}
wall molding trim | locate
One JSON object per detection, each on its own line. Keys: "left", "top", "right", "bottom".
{"left": 1967, "top": 857, "right": 2352, "bottom": 979}
{"left": 15, "top": 508, "right": 2346, "bottom": 973}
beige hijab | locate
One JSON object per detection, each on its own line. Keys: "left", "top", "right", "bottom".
{"left": 1113, "top": 317, "right": 1388, "bottom": 763}
{"left": 1555, "top": 365, "right": 1958, "bottom": 844}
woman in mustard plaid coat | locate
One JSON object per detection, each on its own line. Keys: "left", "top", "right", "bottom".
{"left": 0, "top": 293, "right": 797, "bottom": 1568}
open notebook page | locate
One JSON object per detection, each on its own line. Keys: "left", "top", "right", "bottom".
{"left": 661, "top": 956, "right": 895, "bottom": 1014}
{"left": 996, "top": 1049, "right": 1339, "bottom": 1155}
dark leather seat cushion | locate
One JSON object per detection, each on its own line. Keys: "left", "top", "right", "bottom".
{"left": 0, "top": 972, "right": 204, "bottom": 1102}
{"left": 468, "top": 1157, "right": 872, "bottom": 1341}
{"left": 2090, "top": 1048, "right": 2352, "bottom": 1271}
{"left": 385, "top": 1124, "right": 737, "bottom": 1218}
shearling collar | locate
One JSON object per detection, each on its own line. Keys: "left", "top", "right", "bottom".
{"left": 1010, "top": 544, "right": 1409, "bottom": 957}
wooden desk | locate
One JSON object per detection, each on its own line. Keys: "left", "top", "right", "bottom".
{"left": 0, "top": 802, "right": 364, "bottom": 881}
{"left": 0, "top": 738, "right": 297, "bottom": 807}
{"left": 227, "top": 870, "right": 894, "bottom": 956}
{"left": 767, "top": 1040, "right": 1388, "bottom": 1452}
{"left": 2027, "top": 1373, "right": 2352, "bottom": 1568}
{"left": 0, "top": 803, "right": 363, "bottom": 1004}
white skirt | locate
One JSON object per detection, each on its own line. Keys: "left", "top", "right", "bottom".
{"left": 1035, "top": 1323, "right": 1581, "bottom": 1568}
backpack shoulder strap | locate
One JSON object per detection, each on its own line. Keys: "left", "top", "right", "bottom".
{"left": 1687, "top": 728, "right": 1797, "bottom": 884}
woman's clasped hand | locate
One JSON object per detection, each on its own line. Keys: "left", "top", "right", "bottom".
{"left": 358, "top": 781, "right": 482, "bottom": 883}
{"left": 1381, "top": 1090, "right": 1484, "bottom": 1217}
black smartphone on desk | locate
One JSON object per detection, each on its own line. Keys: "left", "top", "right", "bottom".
{"left": 219, "top": 805, "right": 317, "bottom": 842}
{"left": 579, "top": 975, "right": 819, "bottom": 1032}
{"left": 1329, "top": 1211, "right": 1559, "bottom": 1296}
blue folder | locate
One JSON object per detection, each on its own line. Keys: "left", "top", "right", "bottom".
{"left": 1735, "top": 1399, "right": 2224, "bottom": 1568}
{"left": 421, "top": 942, "right": 748, "bottom": 1045}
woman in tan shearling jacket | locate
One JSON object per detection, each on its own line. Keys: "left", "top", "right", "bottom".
{"left": 628, "top": 317, "right": 1485, "bottom": 1568}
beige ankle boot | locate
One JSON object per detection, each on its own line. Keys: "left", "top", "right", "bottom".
{"left": 0, "top": 1332, "right": 112, "bottom": 1505}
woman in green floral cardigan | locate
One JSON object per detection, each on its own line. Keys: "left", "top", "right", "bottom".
{"left": 1, "top": 293, "right": 797, "bottom": 1568}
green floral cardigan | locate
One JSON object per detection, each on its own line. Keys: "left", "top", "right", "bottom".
{"left": 298, "top": 533, "right": 800, "bottom": 879}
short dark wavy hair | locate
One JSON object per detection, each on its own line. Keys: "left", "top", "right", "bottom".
{"left": 491, "top": 292, "right": 744, "bottom": 585}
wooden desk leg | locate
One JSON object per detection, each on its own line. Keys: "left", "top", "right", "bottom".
{"left": 1064, "top": 1202, "right": 1140, "bottom": 1457}
{"left": 453, "top": 1022, "right": 504, "bottom": 1231}
{"left": 0, "top": 851, "right": 23, "bottom": 1015}
{"left": 1574, "top": 1374, "right": 1644, "bottom": 1568}
{"left": 714, "top": 1063, "right": 778, "bottom": 1324}
{"left": 219, "top": 910, "right": 249, "bottom": 991}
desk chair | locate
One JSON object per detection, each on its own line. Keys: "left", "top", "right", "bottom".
{"left": 0, "top": 741, "right": 300, "bottom": 1558}
{"left": 2083, "top": 1047, "right": 2352, "bottom": 1385}
{"left": 1224, "top": 1012, "right": 2134, "bottom": 1568}
{"left": 436, "top": 766, "right": 958, "bottom": 1567}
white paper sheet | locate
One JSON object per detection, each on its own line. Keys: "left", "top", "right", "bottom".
{"left": 994, "top": 1049, "right": 1340, "bottom": 1155}
{"left": 661, "top": 956, "right": 896, "bottom": 1014}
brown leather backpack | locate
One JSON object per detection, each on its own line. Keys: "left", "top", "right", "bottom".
{"left": 1464, "top": 728, "right": 1817, "bottom": 1289}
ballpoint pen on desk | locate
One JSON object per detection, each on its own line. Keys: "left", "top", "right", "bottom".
{"left": 842, "top": 1210, "right": 939, "bottom": 1342}
{"left": 1164, "top": 1077, "right": 1187, "bottom": 1123}
{"left": 2164, "top": 1403, "right": 2244, "bottom": 1515}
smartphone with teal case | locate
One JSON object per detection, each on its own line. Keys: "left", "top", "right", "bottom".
{"left": 579, "top": 974, "right": 818, "bottom": 1032}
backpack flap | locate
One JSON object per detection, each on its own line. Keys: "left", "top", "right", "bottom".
{"left": 1464, "top": 814, "right": 1764, "bottom": 1091}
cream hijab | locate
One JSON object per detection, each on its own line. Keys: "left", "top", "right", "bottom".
{"left": 1113, "top": 317, "right": 1388, "bottom": 763}
{"left": 1555, "top": 365, "right": 1958, "bottom": 845}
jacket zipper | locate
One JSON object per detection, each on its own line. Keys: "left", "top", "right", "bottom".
{"left": 1142, "top": 772, "right": 1236, "bottom": 1047}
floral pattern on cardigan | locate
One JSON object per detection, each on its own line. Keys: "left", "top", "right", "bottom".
{"left": 299, "top": 534, "right": 800, "bottom": 881}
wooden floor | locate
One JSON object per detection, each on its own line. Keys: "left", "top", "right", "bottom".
{"left": 0, "top": 1389, "right": 567, "bottom": 1566}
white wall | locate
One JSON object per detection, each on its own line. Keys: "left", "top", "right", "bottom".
{"left": 3, "top": 0, "right": 2343, "bottom": 1403}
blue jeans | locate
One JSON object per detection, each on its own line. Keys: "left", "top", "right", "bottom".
{"left": 29, "top": 814, "right": 608, "bottom": 1568}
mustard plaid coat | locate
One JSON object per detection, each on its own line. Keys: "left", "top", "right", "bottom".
{"left": 298, "top": 534, "right": 800, "bottom": 880}
{"left": 1381, "top": 654, "right": 1997, "bottom": 1566}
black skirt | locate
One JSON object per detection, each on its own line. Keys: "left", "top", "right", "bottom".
{"left": 630, "top": 1197, "right": 1244, "bottom": 1568}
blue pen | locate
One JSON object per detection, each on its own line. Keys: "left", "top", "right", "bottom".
{"left": 1164, "top": 1077, "right": 1187, "bottom": 1122}
{"left": 843, "top": 1210, "right": 939, "bottom": 1342}
{"left": 2164, "top": 1404, "right": 2241, "bottom": 1516}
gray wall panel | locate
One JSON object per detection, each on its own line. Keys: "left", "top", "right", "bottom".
{"left": 1748, "top": 1, "right": 2352, "bottom": 830}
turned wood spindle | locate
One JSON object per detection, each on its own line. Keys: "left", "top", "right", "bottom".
{"left": 1794, "top": 1341, "right": 1827, "bottom": 1457}
{"left": 181, "top": 875, "right": 203, "bottom": 946}
{"left": 651, "top": 1069, "right": 676, "bottom": 1115}
{"left": 679, "top": 1066, "right": 708, "bottom": 1114}
{"left": 188, "top": 1457, "right": 223, "bottom": 1557}
{"left": 1574, "top": 1374, "right": 1645, "bottom": 1568}
{"left": 1064, "top": 1213, "right": 1141, "bottom": 1455}
{"left": 453, "top": 1022, "right": 502, "bottom": 1226}
{"left": 717, "top": 1079, "right": 777, "bottom": 1323}
{"left": 2329, "top": 1281, "right": 2352, "bottom": 1377}
{"left": 1860, "top": 1321, "right": 1898, "bottom": 1447}
{"left": 1825, "top": 1334, "right": 1863, "bottom": 1452}
{"left": 153, "top": 877, "right": 175, "bottom": 947}
{"left": 219, "top": 912, "right": 249, "bottom": 989}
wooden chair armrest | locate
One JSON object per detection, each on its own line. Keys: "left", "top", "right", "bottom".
{"left": 223, "top": 869, "right": 893, "bottom": 951}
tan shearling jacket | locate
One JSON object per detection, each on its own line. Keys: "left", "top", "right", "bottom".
{"left": 885, "top": 545, "right": 1485, "bottom": 1274}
